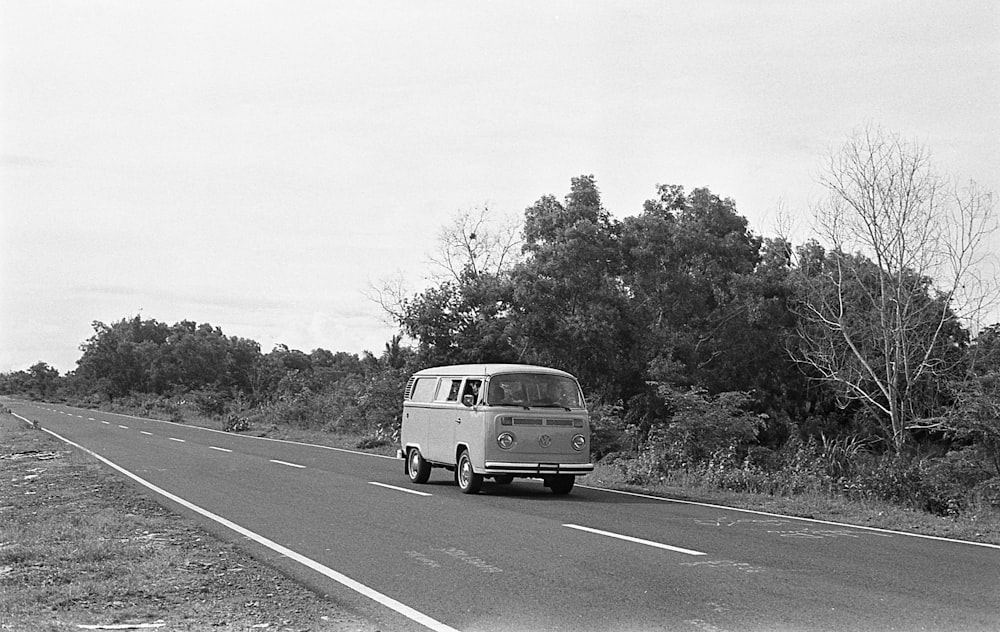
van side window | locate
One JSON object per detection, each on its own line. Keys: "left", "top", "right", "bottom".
{"left": 439, "top": 379, "right": 463, "bottom": 402}
{"left": 463, "top": 379, "right": 482, "bottom": 404}
{"left": 410, "top": 378, "right": 437, "bottom": 403}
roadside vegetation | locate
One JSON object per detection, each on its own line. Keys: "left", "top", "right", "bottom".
{"left": 3, "top": 127, "right": 999, "bottom": 545}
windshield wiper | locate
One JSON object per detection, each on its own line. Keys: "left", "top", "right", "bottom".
{"left": 532, "top": 403, "right": 572, "bottom": 411}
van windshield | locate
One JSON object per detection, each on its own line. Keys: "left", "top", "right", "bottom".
{"left": 486, "top": 373, "right": 584, "bottom": 409}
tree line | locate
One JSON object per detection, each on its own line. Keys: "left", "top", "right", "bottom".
{"left": 3, "top": 127, "right": 998, "bottom": 518}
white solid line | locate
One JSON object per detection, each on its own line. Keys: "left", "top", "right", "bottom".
{"left": 577, "top": 484, "right": 1000, "bottom": 550}
{"left": 140, "top": 431, "right": 153, "bottom": 436}
{"left": 563, "top": 524, "right": 706, "bottom": 556}
{"left": 369, "top": 482, "right": 432, "bottom": 497}
{"left": 169, "top": 438, "right": 185, "bottom": 443}
{"left": 270, "top": 459, "right": 306, "bottom": 469}
{"left": 17, "top": 417, "right": 459, "bottom": 632}
{"left": 209, "top": 446, "right": 233, "bottom": 453}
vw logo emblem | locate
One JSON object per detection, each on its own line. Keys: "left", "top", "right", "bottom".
{"left": 538, "top": 434, "right": 552, "bottom": 448}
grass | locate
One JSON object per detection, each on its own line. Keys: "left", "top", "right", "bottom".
{"left": 581, "top": 462, "right": 1000, "bottom": 545}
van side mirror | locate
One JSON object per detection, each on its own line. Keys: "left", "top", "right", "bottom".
{"left": 462, "top": 394, "right": 476, "bottom": 407}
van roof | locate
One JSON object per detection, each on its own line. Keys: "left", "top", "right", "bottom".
{"left": 410, "top": 363, "right": 576, "bottom": 379}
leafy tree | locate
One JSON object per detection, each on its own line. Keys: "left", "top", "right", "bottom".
{"left": 27, "top": 362, "right": 60, "bottom": 399}
{"left": 73, "top": 316, "right": 263, "bottom": 400}
{"left": 621, "top": 185, "right": 796, "bottom": 406}
{"left": 510, "top": 175, "right": 637, "bottom": 400}
{"left": 75, "top": 317, "right": 170, "bottom": 397}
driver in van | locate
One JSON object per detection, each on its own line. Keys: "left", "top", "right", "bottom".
{"left": 490, "top": 379, "right": 525, "bottom": 405}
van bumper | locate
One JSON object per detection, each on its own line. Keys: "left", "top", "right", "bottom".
{"left": 483, "top": 462, "right": 594, "bottom": 475}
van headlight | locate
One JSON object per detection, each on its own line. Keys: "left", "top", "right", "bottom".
{"left": 571, "top": 434, "right": 586, "bottom": 451}
{"left": 497, "top": 432, "right": 516, "bottom": 450}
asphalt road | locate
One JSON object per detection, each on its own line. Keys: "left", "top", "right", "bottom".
{"left": 9, "top": 400, "right": 1000, "bottom": 632}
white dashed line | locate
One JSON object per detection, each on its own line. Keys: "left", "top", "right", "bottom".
{"left": 101, "top": 421, "right": 110, "bottom": 425}
{"left": 270, "top": 459, "right": 306, "bottom": 469}
{"left": 118, "top": 425, "right": 129, "bottom": 429}
{"left": 169, "top": 438, "right": 185, "bottom": 443}
{"left": 140, "top": 431, "right": 153, "bottom": 436}
{"left": 563, "top": 524, "right": 706, "bottom": 556}
{"left": 368, "top": 482, "right": 432, "bottom": 497}
{"left": 209, "top": 446, "right": 232, "bottom": 453}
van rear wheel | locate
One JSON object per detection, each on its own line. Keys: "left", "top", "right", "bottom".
{"left": 456, "top": 450, "right": 482, "bottom": 494}
{"left": 407, "top": 448, "right": 431, "bottom": 484}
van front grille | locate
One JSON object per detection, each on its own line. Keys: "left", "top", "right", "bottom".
{"left": 511, "top": 418, "right": 543, "bottom": 426}
{"left": 545, "top": 419, "right": 574, "bottom": 427}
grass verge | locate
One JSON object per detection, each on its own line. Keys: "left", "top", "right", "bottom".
{"left": 581, "top": 463, "right": 1000, "bottom": 545}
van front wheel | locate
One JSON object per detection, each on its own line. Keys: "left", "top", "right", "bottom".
{"left": 456, "top": 450, "right": 482, "bottom": 494}
{"left": 407, "top": 448, "right": 431, "bottom": 484}
{"left": 549, "top": 475, "right": 575, "bottom": 495}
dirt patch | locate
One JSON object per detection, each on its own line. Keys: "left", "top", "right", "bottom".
{"left": 0, "top": 413, "right": 377, "bottom": 632}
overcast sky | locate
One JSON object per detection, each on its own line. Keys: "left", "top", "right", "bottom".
{"left": 2, "top": 1, "right": 998, "bottom": 374}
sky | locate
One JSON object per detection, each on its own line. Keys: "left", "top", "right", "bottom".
{"left": 2, "top": 1, "right": 998, "bottom": 374}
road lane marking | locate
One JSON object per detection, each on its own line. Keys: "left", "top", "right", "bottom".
{"left": 26, "top": 403, "right": 998, "bottom": 551}
{"left": 563, "top": 524, "right": 706, "bottom": 556}
{"left": 118, "top": 425, "right": 129, "bottom": 429}
{"left": 169, "top": 438, "right": 185, "bottom": 443}
{"left": 101, "top": 421, "right": 110, "bottom": 425}
{"left": 88, "top": 418, "right": 95, "bottom": 421}
{"left": 369, "top": 482, "right": 432, "bottom": 497}
{"left": 209, "top": 446, "right": 232, "bottom": 453}
{"left": 577, "top": 484, "right": 1000, "bottom": 550}
{"left": 270, "top": 459, "right": 305, "bottom": 469}
{"left": 18, "top": 418, "right": 459, "bottom": 632}
{"left": 140, "top": 431, "right": 153, "bottom": 436}
{"left": 27, "top": 404, "right": 398, "bottom": 460}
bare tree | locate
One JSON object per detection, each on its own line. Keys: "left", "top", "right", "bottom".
{"left": 364, "top": 270, "right": 410, "bottom": 326}
{"left": 427, "top": 204, "right": 523, "bottom": 282}
{"left": 366, "top": 205, "right": 523, "bottom": 327}
{"left": 792, "top": 126, "right": 997, "bottom": 453}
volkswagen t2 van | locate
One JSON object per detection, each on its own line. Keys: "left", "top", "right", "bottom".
{"left": 398, "top": 364, "right": 593, "bottom": 495}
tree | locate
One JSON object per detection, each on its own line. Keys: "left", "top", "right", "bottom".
{"left": 28, "top": 362, "right": 60, "bottom": 399}
{"left": 428, "top": 204, "right": 522, "bottom": 283}
{"left": 792, "top": 127, "right": 997, "bottom": 453}
{"left": 75, "top": 316, "right": 170, "bottom": 397}
{"left": 621, "top": 185, "right": 766, "bottom": 394}
{"left": 368, "top": 205, "right": 521, "bottom": 328}
{"left": 509, "top": 175, "right": 637, "bottom": 400}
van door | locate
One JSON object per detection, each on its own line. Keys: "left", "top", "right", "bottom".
{"left": 424, "top": 377, "right": 463, "bottom": 463}
{"left": 454, "top": 378, "right": 484, "bottom": 465}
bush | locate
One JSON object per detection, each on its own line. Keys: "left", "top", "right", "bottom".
{"left": 190, "top": 390, "right": 228, "bottom": 418}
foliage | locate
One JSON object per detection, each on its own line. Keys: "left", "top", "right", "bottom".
{"left": 3, "top": 158, "right": 997, "bottom": 523}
